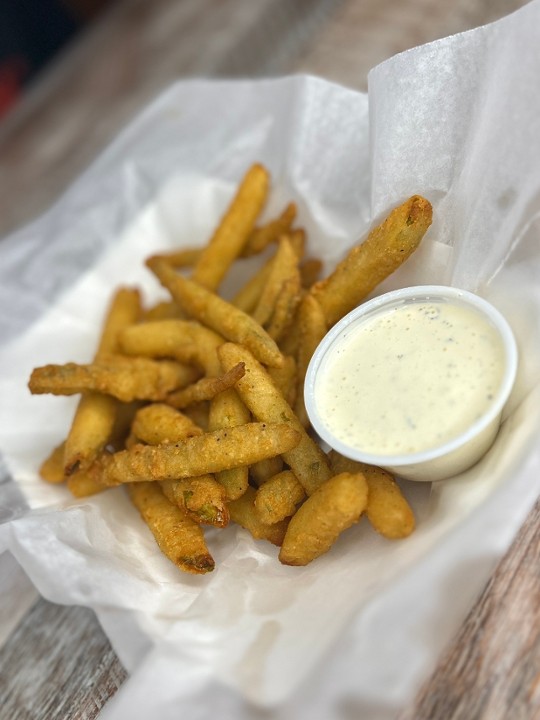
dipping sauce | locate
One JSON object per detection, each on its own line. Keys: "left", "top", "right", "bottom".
{"left": 315, "top": 300, "right": 507, "bottom": 457}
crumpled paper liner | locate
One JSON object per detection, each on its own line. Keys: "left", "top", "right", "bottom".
{"left": 1, "top": 2, "right": 540, "bottom": 718}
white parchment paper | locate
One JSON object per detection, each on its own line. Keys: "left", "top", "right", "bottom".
{"left": 1, "top": 2, "right": 540, "bottom": 718}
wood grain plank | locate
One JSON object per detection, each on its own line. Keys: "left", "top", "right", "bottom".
{"left": 399, "top": 497, "right": 540, "bottom": 720}
{"left": 294, "top": 0, "right": 529, "bottom": 90}
{"left": 0, "top": 554, "right": 38, "bottom": 649}
{"left": 0, "top": 0, "right": 341, "bottom": 240}
{"left": 0, "top": 598, "right": 126, "bottom": 720}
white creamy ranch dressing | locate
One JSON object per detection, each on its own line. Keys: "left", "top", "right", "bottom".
{"left": 316, "top": 300, "right": 506, "bottom": 456}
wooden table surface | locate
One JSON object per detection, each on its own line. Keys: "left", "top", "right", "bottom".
{"left": 0, "top": 1, "right": 538, "bottom": 718}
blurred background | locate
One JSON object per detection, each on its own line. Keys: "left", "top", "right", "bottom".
{"left": 0, "top": 0, "right": 528, "bottom": 237}
{"left": 0, "top": 0, "right": 112, "bottom": 116}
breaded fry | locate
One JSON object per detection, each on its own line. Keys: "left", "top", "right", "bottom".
{"left": 94, "top": 288, "right": 143, "bottom": 357}
{"left": 210, "top": 467, "right": 248, "bottom": 505}
{"left": 148, "top": 258, "right": 285, "bottom": 368}
{"left": 299, "top": 258, "right": 323, "bottom": 288}
{"left": 267, "top": 354, "right": 297, "bottom": 408}
{"left": 296, "top": 294, "right": 327, "bottom": 369}
{"left": 131, "top": 404, "right": 229, "bottom": 527}
{"left": 67, "top": 464, "right": 108, "bottom": 498}
{"left": 228, "top": 486, "right": 289, "bottom": 546}
{"left": 249, "top": 456, "right": 284, "bottom": 487}
{"left": 142, "top": 300, "right": 186, "bottom": 322}
{"left": 363, "top": 467, "right": 416, "bottom": 539}
{"left": 182, "top": 402, "right": 210, "bottom": 431}
{"left": 218, "top": 343, "right": 331, "bottom": 495}
{"left": 191, "top": 164, "right": 269, "bottom": 290}
{"left": 63, "top": 287, "right": 141, "bottom": 474}
{"left": 277, "top": 322, "right": 300, "bottom": 358}
{"left": 279, "top": 472, "right": 368, "bottom": 566}
{"left": 119, "top": 320, "right": 224, "bottom": 376}
{"left": 64, "top": 393, "right": 118, "bottom": 474}
{"left": 29, "top": 356, "right": 200, "bottom": 403}
{"left": 106, "top": 401, "right": 141, "bottom": 451}
{"left": 208, "top": 388, "right": 251, "bottom": 500}
{"left": 160, "top": 476, "right": 229, "bottom": 528}
{"left": 102, "top": 422, "right": 301, "bottom": 486}
{"left": 175, "top": 322, "right": 224, "bottom": 376}
{"left": 232, "top": 230, "right": 304, "bottom": 315}
{"left": 131, "top": 403, "right": 203, "bottom": 445}
{"left": 253, "top": 236, "right": 300, "bottom": 327}
{"left": 166, "top": 362, "right": 245, "bottom": 409}
{"left": 119, "top": 319, "right": 194, "bottom": 361}
{"left": 287, "top": 228, "right": 307, "bottom": 262}
{"left": 266, "top": 275, "right": 302, "bottom": 342}
{"left": 39, "top": 442, "right": 66, "bottom": 483}
{"left": 241, "top": 202, "right": 297, "bottom": 257}
{"left": 254, "top": 470, "right": 306, "bottom": 525}
{"left": 128, "top": 482, "right": 215, "bottom": 574}
{"left": 328, "top": 450, "right": 415, "bottom": 539}
{"left": 294, "top": 293, "right": 328, "bottom": 427}
{"left": 147, "top": 247, "right": 202, "bottom": 269}
{"left": 310, "top": 195, "right": 432, "bottom": 326}
{"left": 231, "top": 260, "right": 273, "bottom": 314}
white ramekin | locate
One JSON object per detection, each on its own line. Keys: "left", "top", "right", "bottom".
{"left": 304, "top": 286, "right": 518, "bottom": 482}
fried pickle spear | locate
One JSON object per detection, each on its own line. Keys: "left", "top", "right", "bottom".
{"left": 65, "top": 404, "right": 142, "bottom": 497}
{"left": 191, "top": 163, "right": 269, "bottom": 291}
{"left": 182, "top": 402, "right": 210, "bottom": 431}
{"left": 241, "top": 202, "right": 297, "bottom": 257}
{"left": 128, "top": 482, "right": 215, "bottom": 574}
{"left": 267, "top": 275, "right": 302, "bottom": 342}
{"left": 250, "top": 456, "right": 284, "bottom": 486}
{"left": 231, "top": 259, "right": 274, "bottom": 314}
{"left": 254, "top": 470, "right": 306, "bottom": 525}
{"left": 146, "top": 247, "right": 202, "bottom": 270}
{"left": 39, "top": 442, "right": 66, "bottom": 483}
{"left": 253, "top": 236, "right": 300, "bottom": 326}
{"left": 67, "top": 460, "right": 109, "bottom": 498}
{"left": 141, "top": 300, "right": 186, "bottom": 322}
{"left": 147, "top": 257, "right": 284, "bottom": 368}
{"left": 279, "top": 472, "right": 368, "bottom": 566}
{"left": 294, "top": 293, "right": 328, "bottom": 427}
{"left": 299, "top": 258, "right": 323, "bottom": 288}
{"left": 160, "top": 476, "right": 228, "bottom": 528}
{"left": 228, "top": 487, "right": 289, "bottom": 546}
{"left": 64, "top": 393, "right": 119, "bottom": 472}
{"left": 63, "top": 287, "right": 141, "bottom": 475}
{"left": 310, "top": 195, "right": 432, "bottom": 326}
{"left": 131, "top": 403, "right": 202, "bottom": 445}
{"left": 218, "top": 343, "right": 332, "bottom": 495}
{"left": 29, "top": 357, "right": 199, "bottom": 403}
{"left": 166, "top": 362, "right": 245, "bottom": 410}
{"left": 131, "top": 404, "right": 229, "bottom": 527}
{"left": 120, "top": 319, "right": 224, "bottom": 377}
{"left": 267, "top": 354, "right": 297, "bottom": 408}
{"left": 102, "top": 422, "right": 300, "bottom": 486}
{"left": 119, "top": 319, "right": 196, "bottom": 361}
{"left": 363, "top": 467, "right": 416, "bottom": 539}
{"left": 236, "top": 229, "right": 305, "bottom": 324}
{"left": 328, "top": 450, "right": 415, "bottom": 539}
{"left": 208, "top": 388, "right": 251, "bottom": 500}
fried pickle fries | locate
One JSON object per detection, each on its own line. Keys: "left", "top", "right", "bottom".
{"left": 30, "top": 163, "right": 427, "bottom": 573}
